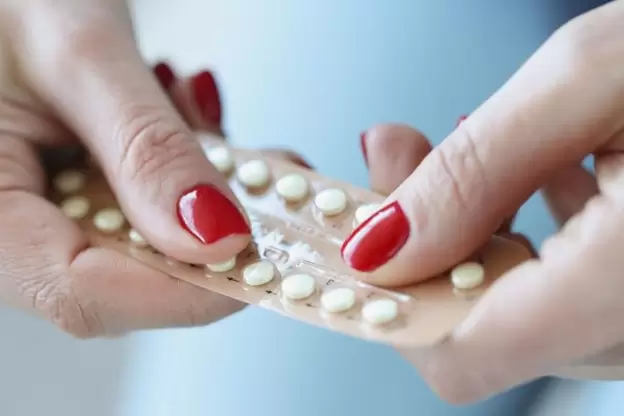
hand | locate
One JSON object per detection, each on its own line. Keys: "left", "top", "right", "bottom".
{"left": 0, "top": 0, "right": 310, "bottom": 337}
{"left": 348, "top": 0, "right": 624, "bottom": 403}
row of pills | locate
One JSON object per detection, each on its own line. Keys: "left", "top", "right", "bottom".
{"left": 206, "top": 146, "right": 382, "bottom": 227}
{"left": 205, "top": 257, "right": 400, "bottom": 326}
{"left": 53, "top": 169, "right": 486, "bottom": 293}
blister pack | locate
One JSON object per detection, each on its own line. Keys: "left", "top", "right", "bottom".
{"left": 46, "top": 133, "right": 532, "bottom": 347}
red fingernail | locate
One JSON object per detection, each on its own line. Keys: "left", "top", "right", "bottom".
{"left": 360, "top": 131, "right": 368, "bottom": 166}
{"left": 341, "top": 201, "right": 410, "bottom": 272}
{"left": 154, "top": 62, "right": 175, "bottom": 90}
{"left": 191, "top": 71, "right": 222, "bottom": 126}
{"left": 177, "top": 185, "right": 249, "bottom": 244}
{"left": 456, "top": 114, "right": 468, "bottom": 126}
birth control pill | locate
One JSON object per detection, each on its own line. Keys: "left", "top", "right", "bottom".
{"left": 354, "top": 203, "right": 381, "bottom": 226}
{"left": 242, "top": 261, "right": 275, "bottom": 286}
{"left": 128, "top": 229, "right": 148, "bottom": 247}
{"left": 451, "top": 262, "right": 485, "bottom": 290}
{"left": 60, "top": 196, "right": 90, "bottom": 219}
{"left": 206, "top": 146, "right": 234, "bottom": 173}
{"left": 362, "top": 299, "right": 398, "bottom": 326}
{"left": 275, "top": 174, "right": 309, "bottom": 202}
{"left": 321, "top": 288, "right": 356, "bottom": 313}
{"left": 54, "top": 170, "right": 86, "bottom": 194}
{"left": 281, "top": 273, "right": 316, "bottom": 300}
{"left": 207, "top": 257, "right": 237, "bottom": 273}
{"left": 237, "top": 160, "right": 270, "bottom": 188}
{"left": 314, "top": 188, "right": 347, "bottom": 216}
{"left": 93, "top": 208, "right": 125, "bottom": 233}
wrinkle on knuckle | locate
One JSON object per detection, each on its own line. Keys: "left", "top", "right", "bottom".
{"left": 115, "top": 108, "right": 195, "bottom": 185}
{"left": 428, "top": 134, "right": 485, "bottom": 216}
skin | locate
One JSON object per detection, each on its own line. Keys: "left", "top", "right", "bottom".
{"left": 359, "top": 0, "right": 624, "bottom": 404}
{"left": 2, "top": 0, "right": 624, "bottom": 406}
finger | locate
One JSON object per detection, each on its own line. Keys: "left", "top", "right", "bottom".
{"left": 167, "top": 68, "right": 224, "bottom": 133}
{"left": 0, "top": 138, "right": 242, "bottom": 337}
{"left": 3, "top": 193, "right": 243, "bottom": 337}
{"left": 459, "top": 115, "right": 517, "bottom": 234}
{"left": 541, "top": 164, "right": 599, "bottom": 227}
{"left": 360, "top": 124, "right": 432, "bottom": 195}
{"left": 15, "top": 2, "right": 250, "bottom": 264}
{"left": 341, "top": 2, "right": 624, "bottom": 285}
{"left": 152, "top": 62, "right": 225, "bottom": 137}
{"left": 401, "top": 196, "right": 624, "bottom": 404}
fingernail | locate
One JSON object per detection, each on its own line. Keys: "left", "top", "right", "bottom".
{"left": 153, "top": 62, "right": 175, "bottom": 90}
{"left": 341, "top": 201, "right": 410, "bottom": 272}
{"left": 191, "top": 71, "right": 222, "bottom": 126}
{"left": 456, "top": 115, "right": 468, "bottom": 126}
{"left": 177, "top": 185, "right": 249, "bottom": 244}
{"left": 360, "top": 131, "right": 369, "bottom": 166}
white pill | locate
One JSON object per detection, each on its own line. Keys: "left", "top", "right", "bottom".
{"left": 54, "top": 170, "right": 86, "bottom": 194}
{"left": 128, "top": 229, "right": 148, "bottom": 247}
{"left": 314, "top": 188, "right": 347, "bottom": 216}
{"left": 242, "top": 261, "right": 275, "bottom": 286}
{"left": 354, "top": 203, "right": 381, "bottom": 226}
{"left": 321, "top": 288, "right": 356, "bottom": 313}
{"left": 206, "top": 146, "right": 234, "bottom": 173}
{"left": 93, "top": 208, "right": 125, "bottom": 233}
{"left": 275, "top": 174, "right": 309, "bottom": 202}
{"left": 207, "top": 257, "right": 237, "bottom": 273}
{"left": 237, "top": 160, "right": 270, "bottom": 188}
{"left": 362, "top": 299, "right": 399, "bottom": 326}
{"left": 281, "top": 273, "right": 316, "bottom": 300}
{"left": 60, "top": 196, "right": 90, "bottom": 219}
{"left": 451, "top": 262, "right": 485, "bottom": 290}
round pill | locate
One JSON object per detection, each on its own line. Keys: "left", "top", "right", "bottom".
{"left": 93, "top": 208, "right": 125, "bottom": 233}
{"left": 314, "top": 188, "right": 347, "bottom": 216}
{"left": 206, "top": 257, "right": 237, "bottom": 273}
{"left": 362, "top": 299, "right": 399, "bottom": 326}
{"left": 237, "top": 160, "right": 270, "bottom": 188}
{"left": 451, "top": 262, "right": 485, "bottom": 290}
{"left": 354, "top": 203, "right": 381, "bottom": 226}
{"left": 321, "top": 288, "right": 356, "bottom": 313}
{"left": 206, "top": 146, "right": 234, "bottom": 173}
{"left": 281, "top": 273, "right": 316, "bottom": 300}
{"left": 128, "top": 229, "right": 148, "bottom": 247}
{"left": 60, "top": 196, "right": 90, "bottom": 219}
{"left": 275, "top": 174, "right": 309, "bottom": 202}
{"left": 54, "top": 170, "right": 86, "bottom": 194}
{"left": 242, "top": 261, "right": 275, "bottom": 286}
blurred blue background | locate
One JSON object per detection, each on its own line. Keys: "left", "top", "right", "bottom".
{"left": 0, "top": 1, "right": 616, "bottom": 415}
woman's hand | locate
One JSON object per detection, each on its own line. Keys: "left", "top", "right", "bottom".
{"left": 0, "top": 0, "right": 309, "bottom": 337}
{"left": 350, "top": 0, "right": 624, "bottom": 404}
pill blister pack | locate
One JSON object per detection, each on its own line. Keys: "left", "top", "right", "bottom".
{"left": 46, "top": 134, "right": 532, "bottom": 347}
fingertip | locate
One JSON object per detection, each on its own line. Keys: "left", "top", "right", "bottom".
{"left": 361, "top": 123, "right": 433, "bottom": 195}
{"left": 153, "top": 61, "right": 176, "bottom": 90}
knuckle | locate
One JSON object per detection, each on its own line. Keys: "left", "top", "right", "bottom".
{"left": 427, "top": 130, "right": 487, "bottom": 215}
{"left": 17, "top": 275, "right": 99, "bottom": 339}
{"left": 50, "top": 292, "right": 100, "bottom": 339}
{"left": 116, "top": 110, "right": 196, "bottom": 184}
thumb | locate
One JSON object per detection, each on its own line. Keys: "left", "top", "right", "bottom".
{"left": 15, "top": 2, "right": 250, "bottom": 264}
{"left": 341, "top": 3, "right": 624, "bottom": 285}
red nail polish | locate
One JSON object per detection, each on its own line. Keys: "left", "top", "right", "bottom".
{"left": 360, "top": 131, "right": 368, "bottom": 166}
{"left": 341, "top": 201, "right": 410, "bottom": 272}
{"left": 154, "top": 62, "right": 175, "bottom": 90}
{"left": 191, "top": 71, "right": 222, "bottom": 126}
{"left": 177, "top": 185, "right": 249, "bottom": 244}
{"left": 456, "top": 115, "right": 468, "bottom": 126}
